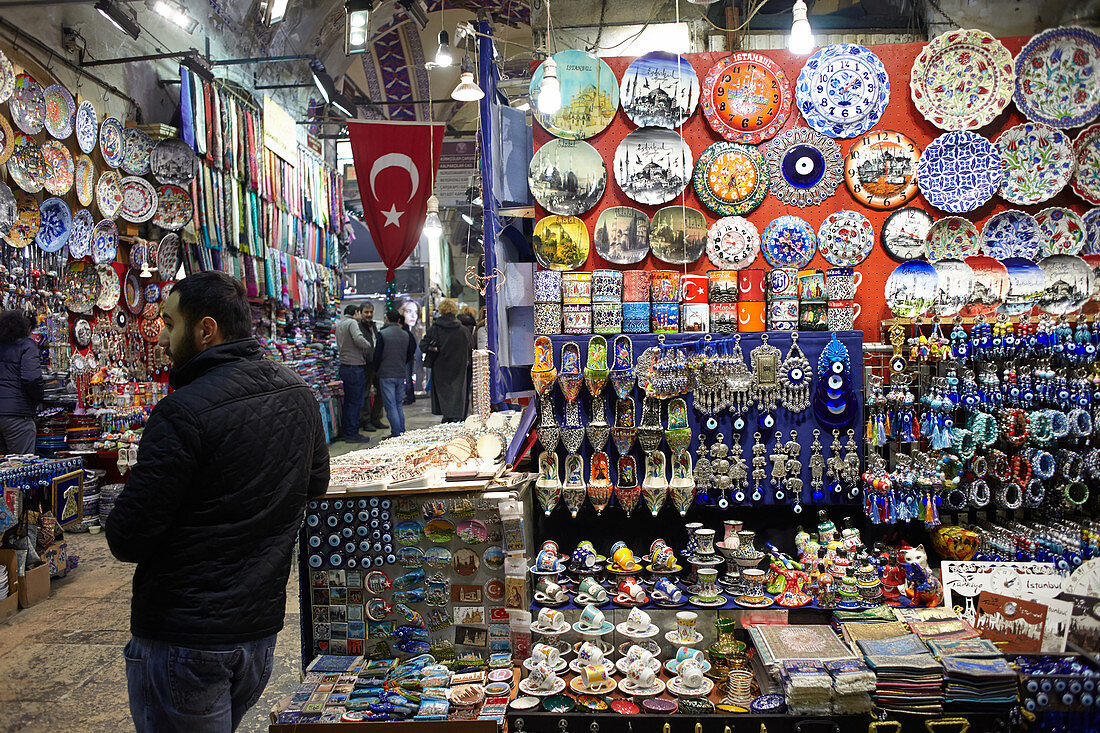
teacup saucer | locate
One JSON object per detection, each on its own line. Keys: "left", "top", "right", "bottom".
{"left": 645, "top": 564, "right": 682, "bottom": 575}
{"left": 532, "top": 623, "right": 571, "bottom": 636}
{"left": 615, "top": 621, "right": 660, "bottom": 639}
{"left": 569, "top": 676, "right": 617, "bottom": 695}
{"left": 529, "top": 566, "right": 565, "bottom": 576}
{"left": 518, "top": 677, "right": 567, "bottom": 696}
{"left": 569, "top": 658, "right": 615, "bottom": 675}
{"left": 574, "top": 639, "right": 614, "bottom": 656}
{"left": 575, "top": 592, "right": 611, "bottom": 607}
{"left": 651, "top": 594, "right": 686, "bottom": 608}
{"left": 689, "top": 594, "right": 728, "bottom": 608}
{"left": 572, "top": 620, "right": 615, "bottom": 635}
{"left": 534, "top": 593, "right": 570, "bottom": 608}
{"left": 617, "top": 639, "right": 660, "bottom": 658}
{"left": 664, "top": 629, "right": 703, "bottom": 646}
{"left": 524, "top": 657, "right": 567, "bottom": 673}
{"left": 615, "top": 655, "right": 660, "bottom": 675}
{"left": 667, "top": 676, "right": 714, "bottom": 698}
{"left": 613, "top": 593, "right": 649, "bottom": 606}
{"left": 734, "top": 595, "right": 774, "bottom": 608}
{"left": 664, "top": 658, "right": 712, "bottom": 675}
{"left": 618, "top": 677, "right": 666, "bottom": 697}
{"left": 605, "top": 564, "right": 641, "bottom": 575}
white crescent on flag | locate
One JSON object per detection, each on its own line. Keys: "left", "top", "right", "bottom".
{"left": 369, "top": 153, "right": 420, "bottom": 202}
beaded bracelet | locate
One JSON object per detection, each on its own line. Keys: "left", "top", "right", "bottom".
{"left": 1070, "top": 408, "right": 1093, "bottom": 437}
{"left": 1031, "top": 450, "right": 1056, "bottom": 480}
{"left": 1002, "top": 408, "right": 1029, "bottom": 446}
{"left": 1024, "top": 479, "right": 1045, "bottom": 508}
{"left": 995, "top": 480, "right": 1023, "bottom": 510}
{"left": 1028, "top": 409, "right": 1054, "bottom": 445}
{"left": 954, "top": 428, "right": 977, "bottom": 460}
{"left": 1060, "top": 451, "right": 1085, "bottom": 483}
{"left": 1064, "top": 481, "right": 1090, "bottom": 506}
{"left": 969, "top": 478, "right": 990, "bottom": 508}
{"left": 992, "top": 450, "right": 1009, "bottom": 479}
{"left": 970, "top": 453, "right": 988, "bottom": 478}
{"left": 945, "top": 486, "right": 969, "bottom": 511}
{"left": 1087, "top": 448, "right": 1100, "bottom": 480}
{"left": 1052, "top": 410, "right": 1070, "bottom": 440}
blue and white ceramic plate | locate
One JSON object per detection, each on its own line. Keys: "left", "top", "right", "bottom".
{"left": 1038, "top": 254, "right": 1093, "bottom": 314}
{"left": 979, "top": 210, "right": 1042, "bottom": 260}
{"left": 90, "top": 218, "right": 118, "bottom": 265}
{"left": 795, "top": 43, "right": 889, "bottom": 139}
{"left": 121, "top": 127, "right": 154, "bottom": 176}
{"left": 1000, "top": 257, "right": 1046, "bottom": 316}
{"left": 931, "top": 259, "right": 975, "bottom": 317}
{"left": 99, "top": 116, "right": 124, "bottom": 169}
{"left": 762, "top": 215, "right": 817, "bottom": 268}
{"left": 1014, "top": 26, "right": 1100, "bottom": 129}
{"left": 67, "top": 209, "right": 93, "bottom": 259}
{"left": 35, "top": 197, "right": 71, "bottom": 253}
{"left": 75, "top": 101, "right": 98, "bottom": 154}
{"left": 765, "top": 127, "right": 843, "bottom": 208}
{"left": 885, "top": 259, "right": 938, "bottom": 318}
{"left": 917, "top": 131, "right": 1003, "bottom": 213}
{"left": 1083, "top": 208, "right": 1100, "bottom": 255}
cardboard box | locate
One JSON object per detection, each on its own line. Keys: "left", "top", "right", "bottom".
{"left": 18, "top": 562, "right": 50, "bottom": 608}
{"left": 0, "top": 549, "right": 18, "bottom": 622}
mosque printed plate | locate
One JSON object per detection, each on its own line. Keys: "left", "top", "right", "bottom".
{"left": 43, "top": 84, "right": 75, "bottom": 139}
{"left": 150, "top": 137, "right": 198, "bottom": 185}
{"left": 100, "top": 116, "right": 124, "bottom": 168}
{"left": 910, "top": 29, "right": 1014, "bottom": 130}
{"left": 1037, "top": 206, "right": 1086, "bottom": 256}
{"left": 762, "top": 215, "right": 817, "bottom": 269}
{"left": 843, "top": 130, "right": 919, "bottom": 210}
{"left": 68, "top": 209, "right": 94, "bottom": 259}
{"left": 593, "top": 206, "right": 649, "bottom": 265}
{"left": 5, "top": 192, "right": 40, "bottom": 249}
{"left": 41, "top": 140, "right": 74, "bottom": 196}
{"left": 817, "top": 210, "right": 874, "bottom": 267}
{"left": 534, "top": 216, "right": 589, "bottom": 271}
{"left": 917, "top": 131, "right": 1003, "bottom": 213}
{"left": 979, "top": 210, "right": 1042, "bottom": 260}
{"left": 701, "top": 53, "right": 792, "bottom": 144}
{"left": 35, "top": 197, "right": 71, "bottom": 253}
{"left": 620, "top": 52, "right": 699, "bottom": 129}
{"left": 693, "top": 141, "right": 768, "bottom": 216}
{"left": 1000, "top": 257, "right": 1047, "bottom": 316}
{"left": 75, "top": 100, "right": 98, "bottom": 154}
{"left": 1038, "top": 254, "right": 1093, "bottom": 315}
{"left": 931, "top": 258, "right": 974, "bottom": 317}
{"left": 1015, "top": 26, "right": 1100, "bottom": 129}
{"left": 765, "top": 126, "right": 842, "bottom": 208}
{"left": 121, "top": 127, "right": 155, "bottom": 176}
{"left": 996, "top": 123, "right": 1074, "bottom": 205}
{"left": 8, "top": 134, "right": 44, "bottom": 193}
{"left": 11, "top": 73, "right": 44, "bottom": 135}
{"left": 706, "top": 215, "right": 759, "bottom": 270}
{"left": 529, "top": 139, "right": 606, "bottom": 216}
{"left": 650, "top": 205, "right": 707, "bottom": 265}
{"left": 1084, "top": 208, "right": 1100, "bottom": 255}
{"left": 885, "top": 260, "right": 938, "bottom": 318}
{"left": 75, "top": 155, "right": 95, "bottom": 207}
{"left": 153, "top": 185, "right": 193, "bottom": 231}
{"left": 529, "top": 50, "right": 619, "bottom": 140}
{"left": 795, "top": 43, "right": 889, "bottom": 139}
{"left": 96, "top": 170, "right": 124, "bottom": 220}
{"left": 120, "top": 177, "right": 158, "bottom": 223}
{"left": 1073, "top": 124, "right": 1100, "bottom": 205}
{"left": 960, "top": 255, "right": 1010, "bottom": 318}
{"left": 614, "top": 126, "right": 692, "bottom": 206}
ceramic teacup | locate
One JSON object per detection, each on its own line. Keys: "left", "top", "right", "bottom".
{"left": 537, "top": 607, "right": 566, "bottom": 631}
{"left": 625, "top": 607, "right": 651, "bottom": 632}
{"left": 577, "top": 577, "right": 608, "bottom": 603}
{"left": 676, "top": 647, "right": 704, "bottom": 665}
{"left": 627, "top": 660, "right": 656, "bottom": 688}
{"left": 679, "top": 660, "right": 704, "bottom": 689}
{"left": 618, "top": 578, "right": 645, "bottom": 602}
{"left": 532, "top": 642, "right": 561, "bottom": 668}
{"left": 577, "top": 604, "right": 605, "bottom": 631}
{"left": 694, "top": 528, "right": 716, "bottom": 556}
{"left": 535, "top": 548, "right": 560, "bottom": 573}
{"left": 571, "top": 545, "right": 596, "bottom": 569}
{"left": 528, "top": 661, "right": 555, "bottom": 690}
{"left": 577, "top": 641, "right": 605, "bottom": 666}
{"left": 582, "top": 663, "right": 610, "bottom": 689}
{"left": 626, "top": 644, "right": 654, "bottom": 666}
{"left": 652, "top": 546, "right": 676, "bottom": 570}
{"left": 697, "top": 568, "right": 719, "bottom": 599}
{"left": 612, "top": 546, "right": 638, "bottom": 571}
{"left": 676, "top": 610, "right": 698, "bottom": 642}
{"left": 653, "top": 578, "right": 682, "bottom": 603}
{"left": 649, "top": 538, "right": 668, "bottom": 556}
{"left": 535, "top": 578, "right": 566, "bottom": 602}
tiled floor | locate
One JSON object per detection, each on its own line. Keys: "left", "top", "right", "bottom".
{"left": 0, "top": 396, "right": 439, "bottom": 733}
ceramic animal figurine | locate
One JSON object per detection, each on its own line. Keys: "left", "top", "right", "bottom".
{"left": 900, "top": 543, "right": 932, "bottom": 575}
{"left": 901, "top": 561, "right": 943, "bottom": 607}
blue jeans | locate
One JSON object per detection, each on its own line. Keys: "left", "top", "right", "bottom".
{"left": 339, "top": 364, "right": 366, "bottom": 439}
{"left": 380, "top": 377, "right": 406, "bottom": 436}
{"left": 124, "top": 635, "right": 277, "bottom": 732}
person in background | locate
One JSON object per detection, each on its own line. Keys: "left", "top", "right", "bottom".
{"left": 423, "top": 299, "right": 472, "bottom": 423}
{"left": 458, "top": 305, "right": 477, "bottom": 337}
{"left": 0, "top": 310, "right": 42, "bottom": 455}
{"left": 399, "top": 300, "right": 423, "bottom": 405}
{"left": 105, "top": 271, "right": 329, "bottom": 732}
{"left": 335, "top": 305, "right": 372, "bottom": 443}
{"left": 475, "top": 306, "right": 488, "bottom": 350}
{"left": 458, "top": 305, "right": 477, "bottom": 415}
{"left": 357, "top": 303, "right": 386, "bottom": 433}
{"left": 373, "top": 309, "right": 415, "bottom": 437}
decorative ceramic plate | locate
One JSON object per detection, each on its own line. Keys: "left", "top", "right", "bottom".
{"left": 593, "top": 206, "right": 649, "bottom": 265}
{"left": 158, "top": 233, "right": 181, "bottom": 279}
{"left": 75, "top": 155, "right": 95, "bottom": 207}
{"left": 153, "top": 184, "right": 192, "bottom": 230}
{"left": 926, "top": 216, "right": 980, "bottom": 261}
{"left": 765, "top": 126, "right": 842, "bottom": 207}
{"left": 75, "top": 100, "right": 97, "bottom": 154}
{"left": 41, "top": 140, "right": 74, "bottom": 196}
{"left": 795, "top": 43, "right": 889, "bottom": 138}
{"left": 1037, "top": 206, "right": 1086, "bottom": 256}
{"left": 91, "top": 218, "right": 118, "bottom": 264}
{"left": 614, "top": 127, "right": 691, "bottom": 206}
{"left": 119, "top": 176, "right": 157, "bottom": 223}
{"left": 96, "top": 265, "right": 121, "bottom": 311}
{"left": 121, "top": 127, "right": 154, "bottom": 176}
{"left": 817, "top": 210, "right": 874, "bottom": 266}
{"left": 0, "top": 50, "right": 13, "bottom": 104}
{"left": 100, "top": 116, "right": 124, "bottom": 168}
{"left": 1015, "top": 27, "right": 1100, "bottom": 129}
{"left": 530, "top": 50, "right": 619, "bottom": 140}
{"left": 35, "top": 197, "right": 71, "bottom": 253}
{"left": 7, "top": 134, "right": 44, "bottom": 193}
{"left": 762, "top": 215, "right": 817, "bottom": 268}
{"left": 1084, "top": 208, "right": 1100, "bottom": 254}
{"left": 979, "top": 210, "right": 1042, "bottom": 260}
{"left": 1073, "top": 124, "right": 1100, "bottom": 204}
{"left": 1000, "top": 257, "right": 1046, "bottom": 316}
{"left": 5, "top": 192, "right": 40, "bottom": 248}
{"left": 42, "top": 84, "right": 74, "bottom": 139}
{"left": 1038, "top": 254, "right": 1093, "bottom": 314}
{"left": 917, "top": 131, "right": 1003, "bottom": 213}
{"left": 885, "top": 259, "right": 938, "bottom": 318}
{"left": 10, "top": 73, "right": 44, "bottom": 134}
{"left": 0, "top": 116, "right": 12, "bottom": 166}
{"left": 996, "top": 123, "right": 1075, "bottom": 205}
{"left": 706, "top": 215, "right": 759, "bottom": 269}
{"left": 881, "top": 206, "right": 933, "bottom": 262}
{"left": 96, "top": 170, "right": 123, "bottom": 220}
{"left": 130, "top": 241, "right": 147, "bottom": 269}
{"left": 843, "top": 130, "right": 919, "bottom": 210}
{"left": 68, "top": 209, "right": 93, "bottom": 259}
{"left": 0, "top": 183, "right": 15, "bottom": 239}
{"left": 62, "top": 262, "right": 100, "bottom": 312}
{"left": 650, "top": 205, "right": 707, "bottom": 264}
{"left": 150, "top": 137, "right": 197, "bottom": 185}
{"left": 693, "top": 141, "right": 768, "bottom": 216}
{"left": 533, "top": 215, "right": 589, "bottom": 271}
{"left": 620, "top": 51, "right": 699, "bottom": 129}
{"left": 932, "top": 259, "right": 975, "bottom": 317}
{"left": 529, "top": 139, "right": 606, "bottom": 216}
{"left": 960, "top": 255, "right": 1009, "bottom": 317}
{"left": 910, "top": 29, "right": 1014, "bottom": 130}
{"left": 702, "top": 53, "right": 792, "bottom": 144}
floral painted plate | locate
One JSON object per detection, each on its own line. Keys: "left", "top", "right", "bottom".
{"left": 1000, "top": 257, "right": 1046, "bottom": 316}
{"left": 996, "top": 123, "right": 1075, "bottom": 205}
{"left": 931, "top": 258, "right": 975, "bottom": 317}
{"left": 533, "top": 215, "right": 589, "bottom": 271}
{"left": 99, "top": 116, "right": 124, "bottom": 168}
{"left": 150, "top": 137, "right": 198, "bottom": 185}
{"left": 885, "top": 259, "right": 938, "bottom": 318}
{"left": 693, "top": 141, "right": 768, "bottom": 216}
{"left": 96, "top": 264, "right": 121, "bottom": 310}
{"left": 153, "top": 184, "right": 192, "bottom": 230}
{"left": 960, "top": 255, "right": 1010, "bottom": 317}
{"left": 91, "top": 218, "right": 119, "bottom": 265}
{"left": 1015, "top": 27, "right": 1100, "bottom": 129}
{"left": 1037, "top": 207, "right": 1086, "bottom": 256}
{"left": 0, "top": 50, "right": 13, "bottom": 104}
{"left": 762, "top": 215, "right": 817, "bottom": 268}
{"left": 10, "top": 73, "right": 44, "bottom": 135}
{"left": 121, "top": 127, "right": 154, "bottom": 176}
{"left": 765, "top": 126, "right": 842, "bottom": 208}
{"left": 979, "top": 210, "right": 1042, "bottom": 260}
{"left": 41, "top": 140, "right": 74, "bottom": 196}
{"left": 650, "top": 205, "right": 707, "bottom": 265}
{"left": 910, "top": 29, "right": 1014, "bottom": 130}
{"left": 68, "top": 209, "right": 94, "bottom": 259}
{"left": 5, "top": 192, "right": 40, "bottom": 248}
{"left": 35, "top": 197, "right": 71, "bottom": 253}
{"left": 1038, "top": 254, "right": 1093, "bottom": 314}
{"left": 706, "top": 216, "right": 759, "bottom": 270}
{"left": 0, "top": 183, "right": 15, "bottom": 239}
{"left": 795, "top": 43, "right": 890, "bottom": 139}
{"left": 817, "top": 209, "right": 874, "bottom": 266}
{"left": 926, "top": 217, "right": 979, "bottom": 261}
{"left": 7, "top": 134, "right": 44, "bottom": 193}
{"left": 1072, "top": 124, "right": 1100, "bottom": 205}
{"left": 42, "top": 84, "right": 74, "bottom": 139}
{"left": 119, "top": 176, "right": 157, "bottom": 223}
{"left": 1084, "top": 208, "right": 1100, "bottom": 255}
{"left": 75, "top": 100, "right": 98, "bottom": 154}
{"left": 158, "top": 233, "right": 181, "bottom": 279}
{"left": 0, "top": 116, "right": 13, "bottom": 166}
{"left": 75, "top": 155, "right": 95, "bottom": 207}
{"left": 96, "top": 170, "right": 124, "bottom": 220}
{"left": 917, "top": 131, "right": 1003, "bottom": 213}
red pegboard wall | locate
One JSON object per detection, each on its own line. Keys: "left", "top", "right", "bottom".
{"left": 531, "top": 37, "right": 1095, "bottom": 333}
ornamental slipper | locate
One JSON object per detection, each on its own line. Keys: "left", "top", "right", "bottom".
{"left": 563, "top": 454, "right": 587, "bottom": 519}
{"left": 609, "top": 335, "right": 636, "bottom": 401}
{"left": 535, "top": 451, "right": 563, "bottom": 517}
{"left": 642, "top": 450, "right": 668, "bottom": 517}
{"left": 588, "top": 452, "right": 614, "bottom": 515}
{"left": 611, "top": 397, "right": 637, "bottom": 455}
{"left": 587, "top": 394, "right": 610, "bottom": 452}
{"left": 665, "top": 397, "right": 692, "bottom": 454}
{"left": 561, "top": 401, "right": 585, "bottom": 455}
{"left": 638, "top": 396, "right": 664, "bottom": 453}
{"left": 558, "top": 341, "right": 584, "bottom": 403}
{"left": 616, "top": 456, "right": 641, "bottom": 517}
{"left": 537, "top": 393, "right": 561, "bottom": 453}
{"left": 584, "top": 335, "right": 610, "bottom": 398}
{"left": 531, "top": 336, "right": 557, "bottom": 396}
{"left": 669, "top": 448, "right": 696, "bottom": 517}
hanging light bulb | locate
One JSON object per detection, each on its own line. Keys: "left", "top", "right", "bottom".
{"left": 788, "top": 0, "right": 814, "bottom": 55}
{"left": 435, "top": 30, "right": 453, "bottom": 67}
{"left": 537, "top": 56, "right": 560, "bottom": 114}
{"left": 423, "top": 195, "right": 443, "bottom": 239}
{"left": 451, "top": 57, "right": 484, "bottom": 101}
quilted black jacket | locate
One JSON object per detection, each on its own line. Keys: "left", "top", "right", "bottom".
{"left": 105, "top": 338, "right": 329, "bottom": 645}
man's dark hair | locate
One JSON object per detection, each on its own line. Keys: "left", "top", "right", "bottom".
{"left": 172, "top": 272, "right": 252, "bottom": 341}
{"left": 386, "top": 309, "right": 402, "bottom": 323}
{"left": 344, "top": 304, "right": 360, "bottom": 316}
{"left": 0, "top": 310, "right": 32, "bottom": 344}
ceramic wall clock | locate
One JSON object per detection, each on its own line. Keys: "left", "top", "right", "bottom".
{"left": 153, "top": 185, "right": 193, "bottom": 231}
{"left": 995, "top": 123, "right": 1074, "bottom": 205}
{"left": 96, "top": 170, "right": 123, "bottom": 220}
{"left": 7, "top": 134, "right": 44, "bottom": 193}
{"left": 762, "top": 215, "right": 817, "bottom": 268}
{"left": 843, "top": 130, "right": 919, "bottom": 210}
{"left": 960, "top": 255, "right": 1009, "bottom": 317}
{"left": 885, "top": 260, "right": 938, "bottom": 318}
{"left": 68, "top": 209, "right": 93, "bottom": 259}
{"left": 1038, "top": 254, "right": 1093, "bottom": 314}
{"left": 530, "top": 50, "right": 619, "bottom": 140}
{"left": 1000, "top": 257, "right": 1046, "bottom": 316}
{"left": 1037, "top": 206, "right": 1086, "bottom": 256}
{"left": 925, "top": 217, "right": 979, "bottom": 261}
{"left": 1085, "top": 209, "right": 1100, "bottom": 254}
{"left": 1072, "top": 124, "right": 1100, "bottom": 204}
{"left": 650, "top": 205, "right": 707, "bottom": 264}
{"left": 99, "top": 116, "right": 124, "bottom": 168}
{"left": 795, "top": 43, "right": 889, "bottom": 139}
{"left": 75, "top": 100, "right": 98, "bottom": 154}
{"left": 42, "top": 84, "right": 74, "bottom": 140}
{"left": 10, "top": 74, "right": 44, "bottom": 135}
{"left": 0, "top": 183, "right": 15, "bottom": 240}
{"left": 593, "top": 206, "right": 649, "bottom": 265}
{"left": 121, "top": 127, "right": 154, "bottom": 176}
{"left": 90, "top": 219, "right": 118, "bottom": 264}
{"left": 529, "top": 139, "right": 606, "bottom": 216}
{"left": 931, "top": 259, "right": 975, "bottom": 317}
{"left": 75, "top": 155, "right": 95, "bottom": 207}
{"left": 701, "top": 52, "right": 792, "bottom": 144}
{"left": 35, "top": 197, "right": 71, "bottom": 253}
{"left": 979, "top": 210, "right": 1042, "bottom": 260}
{"left": 0, "top": 116, "right": 12, "bottom": 166}
{"left": 881, "top": 207, "right": 933, "bottom": 262}
{"left": 620, "top": 52, "right": 699, "bottom": 129}
{"left": 119, "top": 176, "right": 157, "bottom": 224}
{"left": 614, "top": 127, "right": 692, "bottom": 206}
{"left": 1014, "top": 26, "right": 1100, "bottom": 129}
{"left": 41, "top": 140, "right": 74, "bottom": 196}
{"left": 0, "top": 50, "right": 13, "bottom": 104}
{"left": 5, "top": 192, "right": 40, "bottom": 249}
{"left": 692, "top": 141, "right": 768, "bottom": 216}
{"left": 817, "top": 210, "right": 874, "bottom": 266}
{"left": 910, "top": 29, "right": 1014, "bottom": 130}
{"left": 534, "top": 215, "right": 589, "bottom": 271}
{"left": 706, "top": 216, "right": 759, "bottom": 269}
{"left": 765, "top": 127, "right": 842, "bottom": 207}
{"left": 917, "top": 131, "right": 1002, "bottom": 213}
{"left": 150, "top": 137, "right": 198, "bottom": 185}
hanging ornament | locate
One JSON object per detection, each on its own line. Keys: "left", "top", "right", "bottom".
{"left": 587, "top": 452, "right": 613, "bottom": 515}
{"left": 749, "top": 333, "right": 781, "bottom": 412}
{"left": 809, "top": 429, "right": 826, "bottom": 502}
{"left": 609, "top": 334, "right": 635, "bottom": 400}
{"left": 725, "top": 335, "right": 753, "bottom": 415}
{"left": 813, "top": 334, "right": 857, "bottom": 429}
{"left": 611, "top": 397, "right": 637, "bottom": 455}
{"left": 750, "top": 431, "right": 768, "bottom": 502}
{"left": 778, "top": 332, "right": 813, "bottom": 412}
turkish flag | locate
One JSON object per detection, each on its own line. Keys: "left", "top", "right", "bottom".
{"left": 348, "top": 120, "right": 445, "bottom": 281}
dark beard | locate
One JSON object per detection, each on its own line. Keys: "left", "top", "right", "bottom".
{"left": 166, "top": 337, "right": 200, "bottom": 368}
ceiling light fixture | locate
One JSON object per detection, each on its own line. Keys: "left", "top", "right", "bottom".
{"left": 397, "top": 0, "right": 428, "bottom": 30}
{"left": 148, "top": 0, "right": 198, "bottom": 33}
{"left": 310, "top": 59, "right": 336, "bottom": 103}
{"left": 451, "top": 57, "right": 484, "bottom": 102}
{"left": 536, "top": 56, "right": 560, "bottom": 114}
{"left": 181, "top": 51, "right": 214, "bottom": 83}
{"left": 423, "top": 195, "right": 443, "bottom": 239}
{"left": 345, "top": 0, "right": 373, "bottom": 55}
{"left": 435, "top": 30, "right": 452, "bottom": 67}
{"left": 95, "top": 0, "right": 140, "bottom": 40}
{"left": 788, "top": 0, "right": 814, "bottom": 55}
{"left": 331, "top": 92, "right": 358, "bottom": 118}
{"left": 259, "top": 0, "right": 290, "bottom": 24}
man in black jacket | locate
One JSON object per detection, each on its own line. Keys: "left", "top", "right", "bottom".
{"left": 105, "top": 271, "right": 329, "bottom": 732}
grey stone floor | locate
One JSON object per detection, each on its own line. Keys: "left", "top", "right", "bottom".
{"left": 0, "top": 396, "right": 439, "bottom": 733}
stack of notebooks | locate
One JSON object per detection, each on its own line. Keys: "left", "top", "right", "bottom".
{"left": 858, "top": 634, "right": 944, "bottom": 715}
{"left": 940, "top": 656, "right": 1018, "bottom": 709}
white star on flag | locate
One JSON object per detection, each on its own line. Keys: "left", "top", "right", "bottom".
{"left": 382, "top": 204, "right": 404, "bottom": 228}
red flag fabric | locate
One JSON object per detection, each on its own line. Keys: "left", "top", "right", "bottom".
{"left": 348, "top": 121, "right": 445, "bottom": 281}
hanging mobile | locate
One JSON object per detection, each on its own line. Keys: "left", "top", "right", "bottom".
{"left": 827, "top": 429, "right": 846, "bottom": 494}
{"left": 750, "top": 333, "right": 782, "bottom": 412}
{"left": 778, "top": 332, "right": 812, "bottom": 412}
{"left": 769, "top": 430, "right": 788, "bottom": 502}
{"left": 751, "top": 431, "right": 767, "bottom": 502}
{"left": 888, "top": 319, "right": 907, "bottom": 373}
{"left": 726, "top": 335, "right": 753, "bottom": 416}
{"left": 785, "top": 431, "right": 804, "bottom": 514}
{"left": 809, "top": 429, "right": 826, "bottom": 502}
{"left": 813, "top": 333, "right": 857, "bottom": 429}
{"left": 729, "top": 434, "right": 749, "bottom": 504}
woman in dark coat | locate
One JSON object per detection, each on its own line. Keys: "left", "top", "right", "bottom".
{"left": 424, "top": 299, "right": 473, "bottom": 423}
{"left": 0, "top": 310, "right": 43, "bottom": 455}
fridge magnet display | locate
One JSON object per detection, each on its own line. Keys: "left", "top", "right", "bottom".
{"left": 613, "top": 126, "right": 692, "bottom": 206}
{"left": 706, "top": 215, "right": 760, "bottom": 269}
{"left": 692, "top": 141, "right": 768, "bottom": 216}
{"left": 701, "top": 52, "right": 793, "bottom": 144}
{"left": 795, "top": 43, "right": 890, "bottom": 139}
{"left": 424, "top": 518, "right": 456, "bottom": 543}
{"left": 916, "top": 130, "right": 1003, "bottom": 213}
{"left": 593, "top": 206, "right": 649, "bottom": 265}
{"left": 8, "top": 134, "right": 43, "bottom": 193}
{"left": 843, "top": 130, "right": 920, "bottom": 210}
{"left": 817, "top": 210, "right": 874, "bottom": 267}
{"left": 765, "top": 127, "right": 842, "bottom": 208}
{"left": 931, "top": 259, "right": 975, "bottom": 317}
{"left": 1072, "top": 124, "right": 1100, "bottom": 205}
{"left": 995, "top": 122, "right": 1074, "bottom": 205}
{"left": 909, "top": 29, "right": 1014, "bottom": 131}
{"left": 1038, "top": 254, "right": 1093, "bottom": 314}
{"left": 75, "top": 155, "right": 94, "bottom": 207}
{"left": 35, "top": 197, "right": 71, "bottom": 253}
{"left": 0, "top": 50, "right": 12, "bottom": 104}
{"left": 42, "top": 84, "right": 74, "bottom": 140}
{"left": 881, "top": 206, "right": 933, "bottom": 261}
{"left": 620, "top": 51, "right": 699, "bottom": 129}
{"left": 0, "top": 116, "right": 12, "bottom": 166}
{"left": 11, "top": 74, "right": 44, "bottom": 135}
{"left": 483, "top": 545, "right": 505, "bottom": 569}
{"left": 979, "top": 210, "right": 1042, "bottom": 260}
{"left": 529, "top": 139, "right": 606, "bottom": 216}
{"left": 75, "top": 100, "right": 97, "bottom": 154}
{"left": 41, "top": 141, "right": 74, "bottom": 196}
{"left": 1014, "top": 26, "right": 1100, "bottom": 129}
{"left": 925, "top": 216, "right": 980, "bottom": 261}
{"left": 530, "top": 50, "right": 619, "bottom": 140}
{"left": 534, "top": 215, "right": 589, "bottom": 271}
{"left": 1036, "top": 206, "right": 1086, "bottom": 256}
{"left": 453, "top": 548, "right": 480, "bottom": 576}
{"left": 885, "top": 259, "right": 938, "bottom": 318}
{"left": 1000, "top": 257, "right": 1047, "bottom": 315}
{"left": 650, "top": 205, "right": 707, "bottom": 264}
{"left": 762, "top": 215, "right": 817, "bottom": 269}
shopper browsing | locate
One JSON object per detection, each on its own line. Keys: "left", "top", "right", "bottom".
{"left": 0, "top": 310, "right": 43, "bottom": 455}
{"left": 423, "top": 298, "right": 473, "bottom": 423}
{"left": 357, "top": 303, "right": 386, "bottom": 432}
{"left": 373, "top": 308, "right": 415, "bottom": 437}
{"left": 105, "top": 271, "right": 330, "bottom": 733}
{"left": 335, "top": 304, "right": 373, "bottom": 443}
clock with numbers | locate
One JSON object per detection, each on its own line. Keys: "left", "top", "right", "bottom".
{"left": 881, "top": 206, "right": 933, "bottom": 262}
{"left": 692, "top": 141, "right": 769, "bottom": 216}
{"left": 844, "top": 130, "right": 921, "bottom": 210}
{"left": 702, "top": 53, "right": 792, "bottom": 144}
{"left": 796, "top": 43, "right": 890, "bottom": 139}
